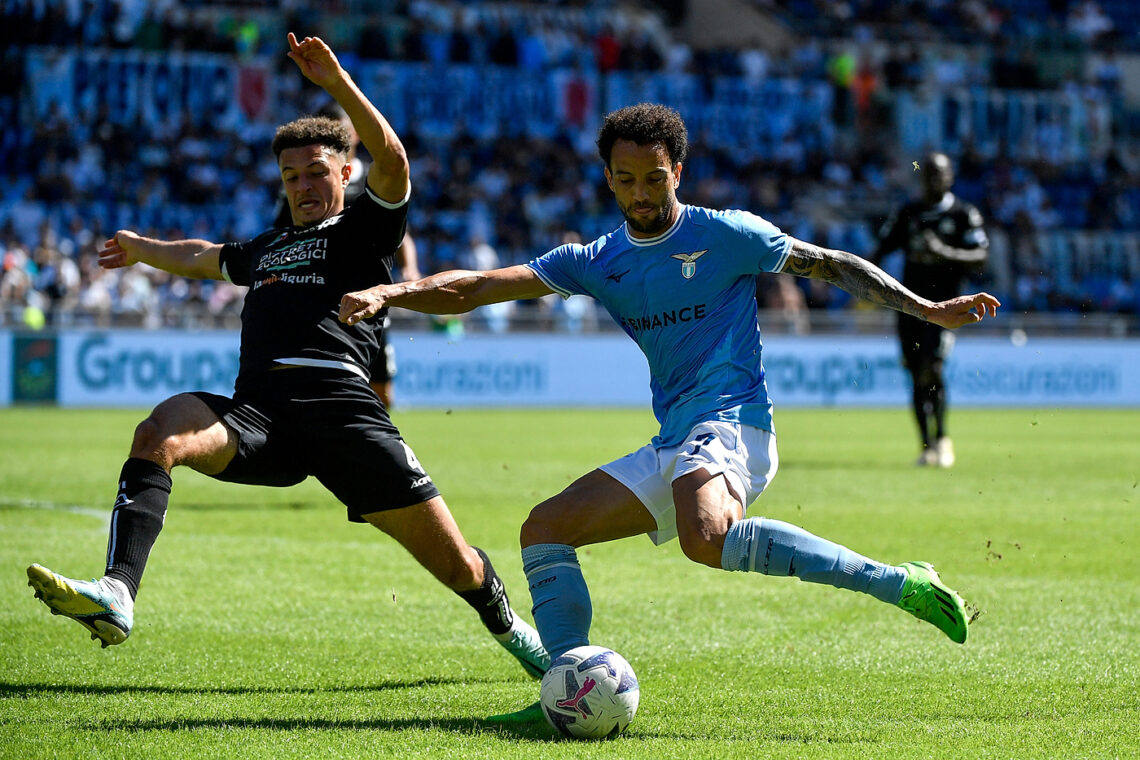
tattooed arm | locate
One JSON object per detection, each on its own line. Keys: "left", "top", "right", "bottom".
{"left": 780, "top": 238, "right": 1000, "bottom": 329}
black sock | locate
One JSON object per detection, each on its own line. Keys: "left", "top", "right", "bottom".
{"left": 932, "top": 381, "right": 947, "bottom": 439}
{"left": 455, "top": 547, "right": 514, "bottom": 636}
{"left": 912, "top": 387, "right": 932, "bottom": 448}
{"left": 104, "top": 458, "right": 172, "bottom": 600}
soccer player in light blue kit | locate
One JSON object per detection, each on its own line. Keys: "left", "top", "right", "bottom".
{"left": 340, "top": 104, "right": 1000, "bottom": 717}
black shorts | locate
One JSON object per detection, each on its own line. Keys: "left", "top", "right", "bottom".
{"left": 191, "top": 370, "right": 438, "bottom": 522}
{"left": 898, "top": 315, "right": 955, "bottom": 367}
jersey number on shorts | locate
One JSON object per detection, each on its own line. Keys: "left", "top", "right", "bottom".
{"left": 689, "top": 433, "right": 716, "bottom": 456}
{"left": 400, "top": 441, "right": 426, "bottom": 473}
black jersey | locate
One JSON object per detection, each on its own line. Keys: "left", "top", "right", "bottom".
{"left": 877, "top": 193, "right": 988, "bottom": 303}
{"left": 219, "top": 187, "right": 407, "bottom": 389}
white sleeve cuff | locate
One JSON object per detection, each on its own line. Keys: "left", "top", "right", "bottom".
{"left": 526, "top": 263, "right": 572, "bottom": 299}
{"left": 365, "top": 181, "right": 411, "bottom": 209}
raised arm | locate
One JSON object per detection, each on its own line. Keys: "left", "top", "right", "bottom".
{"left": 339, "top": 265, "right": 553, "bottom": 325}
{"left": 780, "top": 238, "right": 999, "bottom": 329}
{"left": 99, "top": 230, "right": 224, "bottom": 280}
{"left": 287, "top": 33, "right": 409, "bottom": 204}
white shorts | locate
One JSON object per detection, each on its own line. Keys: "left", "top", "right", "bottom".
{"left": 600, "top": 420, "right": 779, "bottom": 546}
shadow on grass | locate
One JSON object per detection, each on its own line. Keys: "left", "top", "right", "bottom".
{"left": 0, "top": 498, "right": 322, "bottom": 513}
{"left": 1, "top": 680, "right": 561, "bottom": 741}
{"left": 1, "top": 681, "right": 854, "bottom": 743}
{"left": 106, "top": 715, "right": 560, "bottom": 741}
{"left": 0, "top": 676, "right": 478, "bottom": 696}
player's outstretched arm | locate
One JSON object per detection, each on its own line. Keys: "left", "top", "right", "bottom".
{"left": 99, "top": 230, "right": 224, "bottom": 280}
{"left": 286, "top": 32, "right": 408, "bottom": 204}
{"left": 923, "top": 292, "right": 1001, "bottom": 328}
{"left": 780, "top": 237, "right": 999, "bottom": 329}
{"left": 339, "top": 265, "right": 553, "bottom": 326}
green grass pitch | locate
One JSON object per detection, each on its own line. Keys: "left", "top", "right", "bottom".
{"left": 1, "top": 406, "right": 1138, "bottom": 759}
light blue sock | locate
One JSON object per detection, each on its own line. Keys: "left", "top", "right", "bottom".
{"left": 721, "top": 517, "right": 906, "bottom": 604}
{"left": 522, "top": 543, "right": 592, "bottom": 661}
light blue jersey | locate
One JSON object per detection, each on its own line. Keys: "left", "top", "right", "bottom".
{"left": 527, "top": 204, "right": 792, "bottom": 447}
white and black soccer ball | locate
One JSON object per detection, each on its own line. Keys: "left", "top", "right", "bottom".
{"left": 539, "top": 645, "right": 639, "bottom": 740}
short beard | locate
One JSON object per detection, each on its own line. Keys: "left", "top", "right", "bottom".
{"left": 622, "top": 196, "right": 675, "bottom": 236}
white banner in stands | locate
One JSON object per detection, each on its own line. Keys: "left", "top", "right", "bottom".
{"left": 392, "top": 333, "right": 1140, "bottom": 408}
{"left": 57, "top": 330, "right": 241, "bottom": 407}
{"left": 1, "top": 329, "right": 1136, "bottom": 408}
{"left": 759, "top": 334, "right": 1140, "bottom": 407}
{"left": 391, "top": 333, "right": 651, "bottom": 407}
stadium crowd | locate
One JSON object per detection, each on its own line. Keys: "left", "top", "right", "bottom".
{"left": 2, "top": 0, "right": 1139, "bottom": 330}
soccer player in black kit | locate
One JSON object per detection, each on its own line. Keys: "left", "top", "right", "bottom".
{"left": 25, "top": 33, "right": 549, "bottom": 679}
{"left": 271, "top": 102, "right": 420, "bottom": 409}
{"left": 871, "top": 152, "right": 989, "bottom": 468}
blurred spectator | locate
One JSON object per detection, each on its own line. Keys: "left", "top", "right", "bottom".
{"left": 757, "top": 273, "right": 810, "bottom": 335}
{"left": 461, "top": 234, "right": 513, "bottom": 333}
{"left": 1068, "top": 0, "right": 1115, "bottom": 44}
{"left": 1, "top": 0, "right": 1137, "bottom": 330}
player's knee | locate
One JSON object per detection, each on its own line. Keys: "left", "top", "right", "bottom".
{"left": 519, "top": 510, "right": 550, "bottom": 547}
{"left": 129, "top": 410, "right": 195, "bottom": 469}
{"left": 129, "top": 417, "right": 168, "bottom": 462}
{"left": 676, "top": 525, "right": 725, "bottom": 569}
{"left": 520, "top": 504, "right": 571, "bottom": 548}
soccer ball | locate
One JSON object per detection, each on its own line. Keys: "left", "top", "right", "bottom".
{"left": 539, "top": 645, "right": 639, "bottom": 740}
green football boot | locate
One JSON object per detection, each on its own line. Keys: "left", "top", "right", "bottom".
{"left": 27, "top": 564, "right": 133, "bottom": 648}
{"left": 896, "top": 561, "right": 973, "bottom": 644}
{"left": 486, "top": 700, "right": 544, "bottom": 725}
{"left": 496, "top": 617, "right": 550, "bottom": 679}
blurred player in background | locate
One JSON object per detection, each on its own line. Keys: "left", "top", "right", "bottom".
{"left": 871, "top": 152, "right": 989, "bottom": 468}
{"left": 272, "top": 102, "right": 420, "bottom": 409}
{"left": 339, "top": 103, "right": 1000, "bottom": 718}
{"left": 372, "top": 233, "right": 420, "bottom": 406}
{"left": 26, "top": 33, "right": 547, "bottom": 680}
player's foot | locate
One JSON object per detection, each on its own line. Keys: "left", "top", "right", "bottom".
{"left": 896, "top": 561, "right": 970, "bottom": 644}
{"left": 27, "top": 564, "right": 133, "bottom": 648}
{"left": 486, "top": 700, "right": 544, "bottom": 724}
{"left": 495, "top": 617, "right": 550, "bottom": 679}
{"left": 915, "top": 447, "right": 938, "bottom": 467}
{"left": 935, "top": 437, "right": 955, "bottom": 468}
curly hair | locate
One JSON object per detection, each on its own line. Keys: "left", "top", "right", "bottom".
{"left": 271, "top": 116, "right": 352, "bottom": 159}
{"left": 596, "top": 103, "right": 689, "bottom": 168}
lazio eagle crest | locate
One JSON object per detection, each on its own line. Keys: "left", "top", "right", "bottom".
{"left": 671, "top": 249, "right": 709, "bottom": 279}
